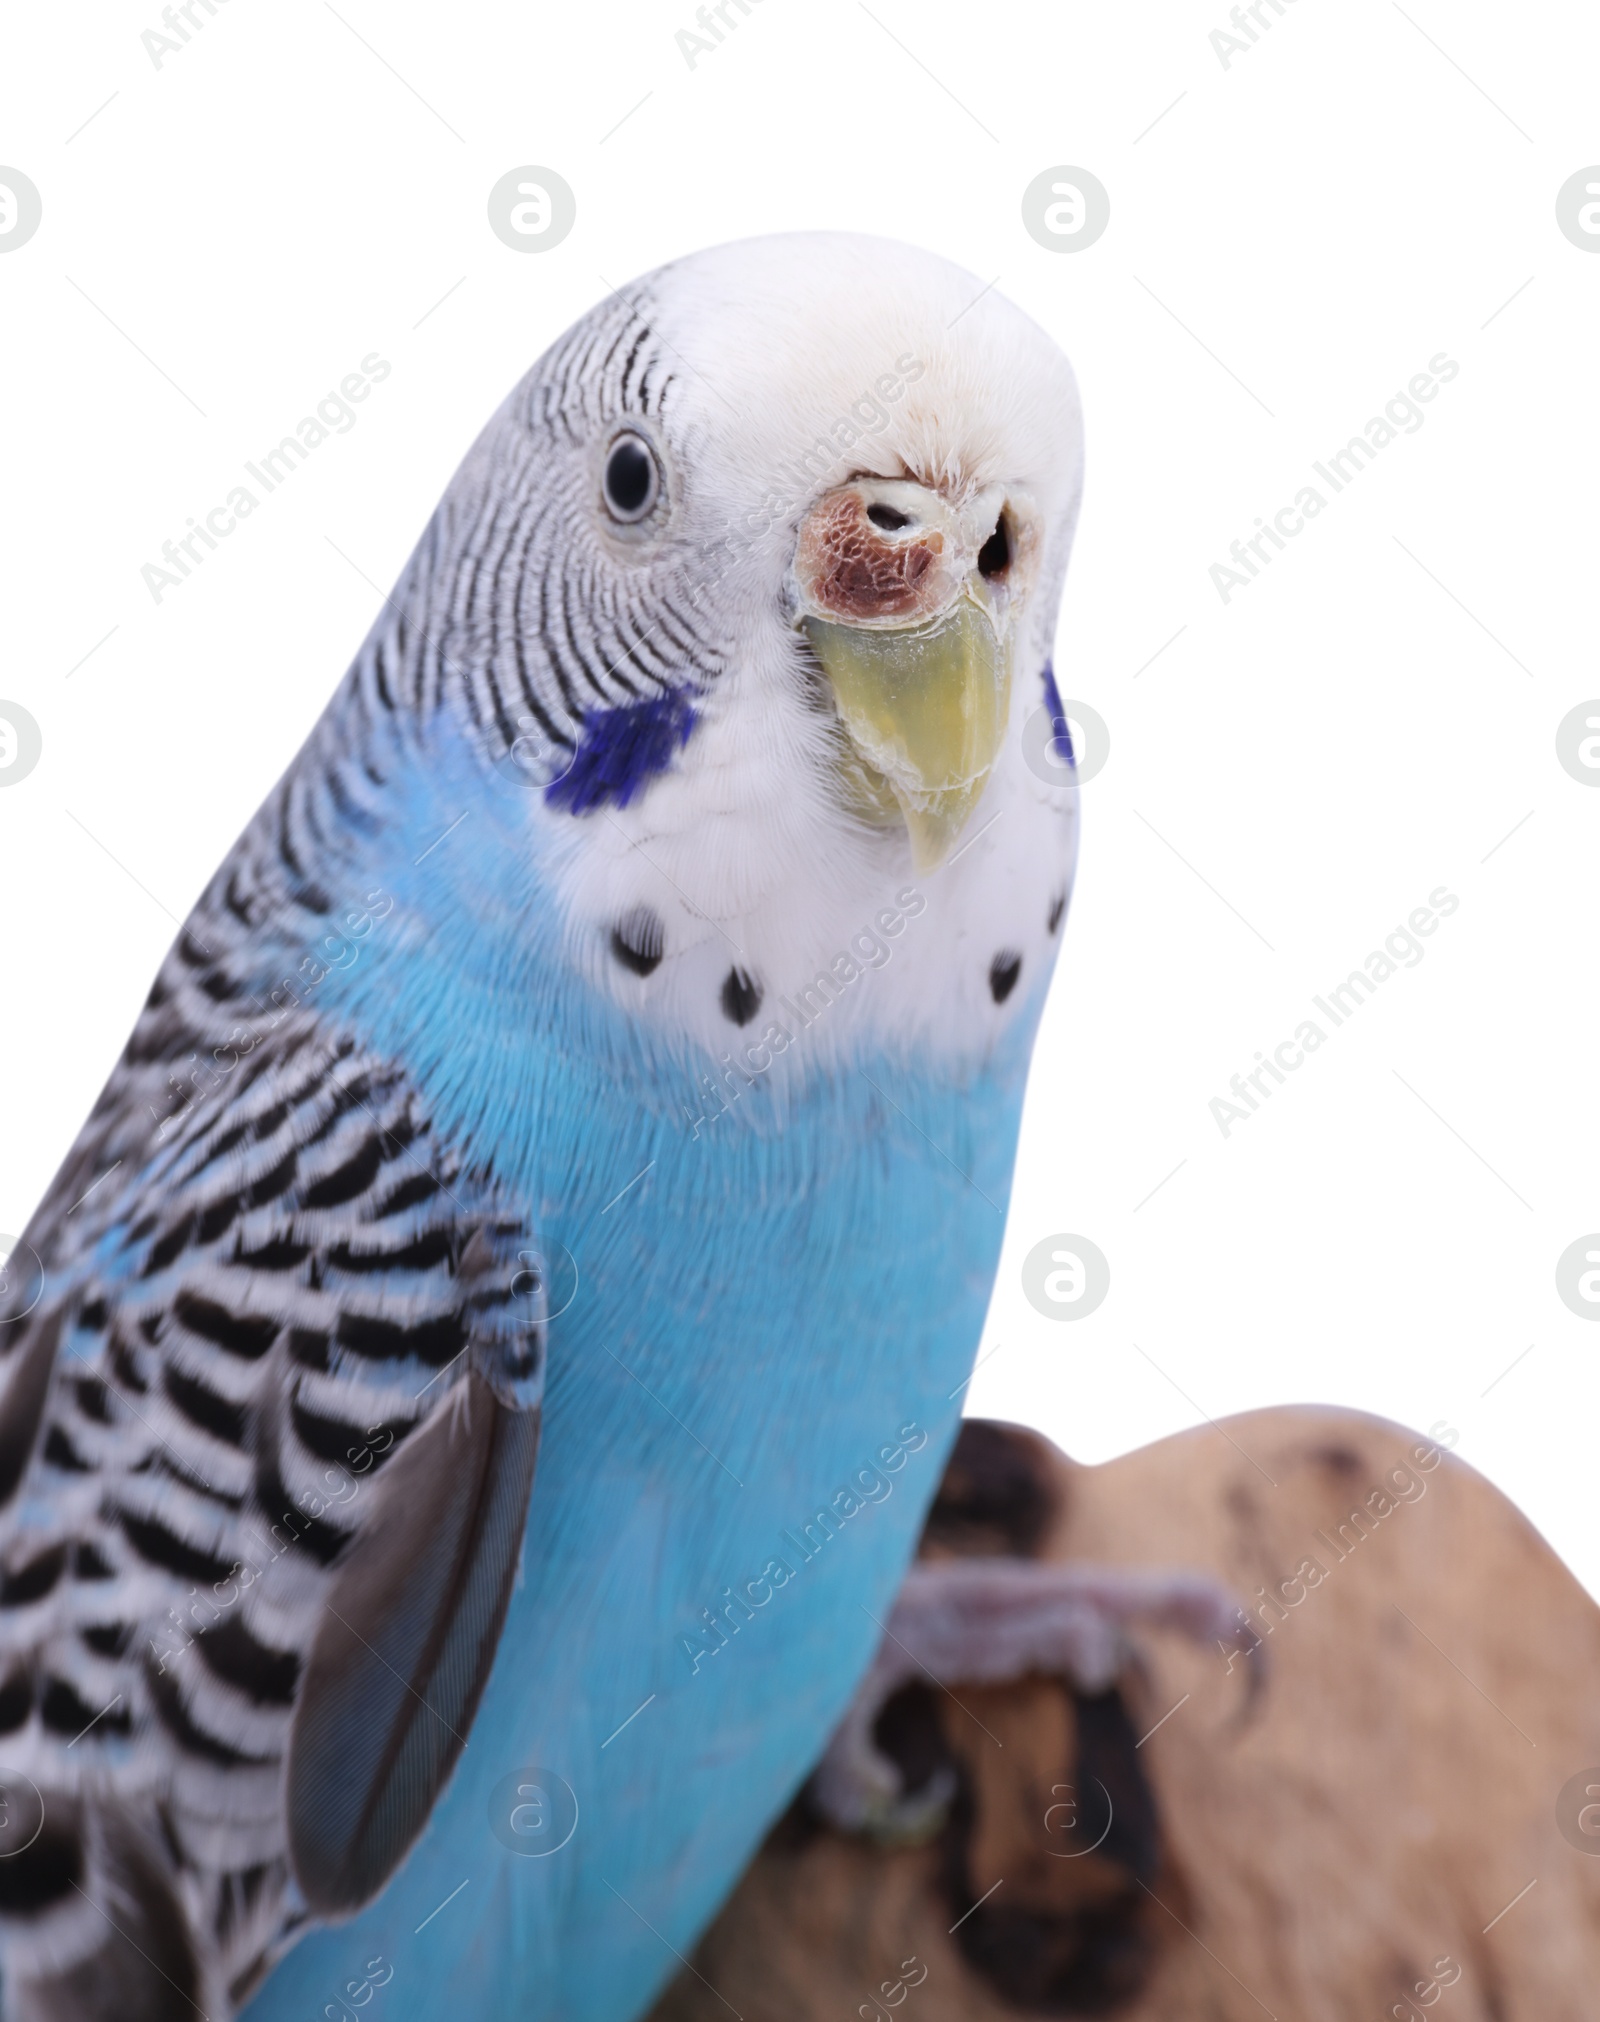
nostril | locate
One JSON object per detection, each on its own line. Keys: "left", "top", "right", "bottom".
{"left": 977, "top": 515, "right": 1011, "bottom": 579}
{"left": 866, "top": 503, "right": 912, "bottom": 532}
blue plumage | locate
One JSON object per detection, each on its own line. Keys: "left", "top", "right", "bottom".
{"left": 546, "top": 691, "right": 701, "bottom": 815}
{"left": 239, "top": 731, "right": 1034, "bottom": 2018}
{"left": 1040, "top": 659, "right": 1075, "bottom": 769}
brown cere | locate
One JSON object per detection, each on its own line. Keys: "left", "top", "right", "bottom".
{"left": 801, "top": 491, "right": 943, "bottom": 621}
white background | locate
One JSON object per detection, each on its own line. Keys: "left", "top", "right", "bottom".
{"left": 2, "top": 2, "right": 1597, "bottom": 1585}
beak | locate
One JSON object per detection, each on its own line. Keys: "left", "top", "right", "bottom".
{"left": 793, "top": 478, "right": 1028, "bottom": 871}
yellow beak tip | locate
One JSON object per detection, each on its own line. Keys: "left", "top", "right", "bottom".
{"left": 802, "top": 607, "right": 1011, "bottom": 867}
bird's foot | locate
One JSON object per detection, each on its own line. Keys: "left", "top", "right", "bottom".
{"left": 811, "top": 1557, "right": 1254, "bottom": 1837}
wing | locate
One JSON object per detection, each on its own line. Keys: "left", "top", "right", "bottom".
{"left": 0, "top": 937, "right": 545, "bottom": 2018}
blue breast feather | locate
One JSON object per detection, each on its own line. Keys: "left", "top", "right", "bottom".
{"left": 227, "top": 717, "right": 1047, "bottom": 2022}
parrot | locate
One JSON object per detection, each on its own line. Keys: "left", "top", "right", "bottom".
{"left": 0, "top": 231, "right": 1084, "bottom": 2021}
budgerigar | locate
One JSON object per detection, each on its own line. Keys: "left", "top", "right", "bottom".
{"left": 0, "top": 233, "right": 1083, "bottom": 2021}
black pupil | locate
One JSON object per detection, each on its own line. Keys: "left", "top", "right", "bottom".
{"left": 606, "top": 438, "right": 654, "bottom": 516}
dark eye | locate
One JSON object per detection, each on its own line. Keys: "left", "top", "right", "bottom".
{"left": 602, "top": 432, "right": 661, "bottom": 523}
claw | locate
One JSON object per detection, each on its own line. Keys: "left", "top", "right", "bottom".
{"left": 811, "top": 1558, "right": 1259, "bottom": 1836}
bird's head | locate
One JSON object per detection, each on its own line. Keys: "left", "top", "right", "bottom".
{"left": 407, "top": 233, "right": 1084, "bottom": 1073}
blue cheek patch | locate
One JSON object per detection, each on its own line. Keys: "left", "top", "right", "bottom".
{"left": 545, "top": 690, "right": 699, "bottom": 815}
{"left": 1039, "top": 660, "right": 1074, "bottom": 767}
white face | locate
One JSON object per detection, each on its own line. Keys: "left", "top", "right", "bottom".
{"left": 513, "top": 233, "right": 1085, "bottom": 1079}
